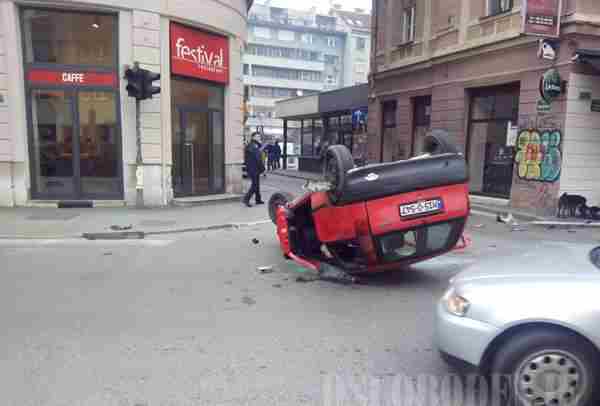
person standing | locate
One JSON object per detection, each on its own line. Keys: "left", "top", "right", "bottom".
{"left": 273, "top": 141, "right": 282, "bottom": 170}
{"left": 243, "top": 132, "right": 265, "bottom": 207}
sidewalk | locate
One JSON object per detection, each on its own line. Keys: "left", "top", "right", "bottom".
{"left": 0, "top": 201, "right": 272, "bottom": 239}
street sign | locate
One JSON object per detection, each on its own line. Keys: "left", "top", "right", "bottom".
{"left": 522, "top": 0, "right": 562, "bottom": 38}
{"left": 537, "top": 99, "right": 552, "bottom": 114}
{"left": 539, "top": 68, "right": 562, "bottom": 102}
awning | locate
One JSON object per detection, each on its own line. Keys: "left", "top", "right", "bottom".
{"left": 574, "top": 49, "right": 600, "bottom": 72}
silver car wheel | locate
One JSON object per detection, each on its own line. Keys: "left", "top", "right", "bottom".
{"left": 515, "top": 350, "right": 587, "bottom": 405}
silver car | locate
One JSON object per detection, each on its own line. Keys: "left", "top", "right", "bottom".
{"left": 436, "top": 243, "right": 600, "bottom": 406}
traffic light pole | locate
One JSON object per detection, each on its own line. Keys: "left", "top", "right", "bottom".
{"left": 135, "top": 96, "right": 144, "bottom": 208}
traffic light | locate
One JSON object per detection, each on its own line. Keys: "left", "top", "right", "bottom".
{"left": 142, "top": 70, "right": 161, "bottom": 99}
{"left": 125, "top": 67, "right": 144, "bottom": 99}
{"left": 124, "top": 64, "right": 160, "bottom": 100}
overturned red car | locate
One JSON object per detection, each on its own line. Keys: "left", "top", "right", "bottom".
{"left": 268, "top": 133, "right": 470, "bottom": 278}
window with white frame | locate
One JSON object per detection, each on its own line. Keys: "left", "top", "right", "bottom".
{"left": 278, "top": 30, "right": 295, "bottom": 41}
{"left": 327, "top": 37, "right": 337, "bottom": 48}
{"left": 488, "top": 0, "right": 512, "bottom": 16}
{"left": 356, "top": 37, "right": 366, "bottom": 50}
{"left": 301, "top": 33, "right": 313, "bottom": 44}
{"left": 402, "top": 6, "right": 416, "bottom": 43}
{"left": 254, "top": 26, "right": 271, "bottom": 39}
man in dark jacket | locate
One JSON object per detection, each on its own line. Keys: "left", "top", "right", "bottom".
{"left": 272, "top": 141, "right": 282, "bottom": 169}
{"left": 243, "top": 132, "right": 265, "bottom": 207}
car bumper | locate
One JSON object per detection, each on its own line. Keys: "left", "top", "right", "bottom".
{"left": 435, "top": 302, "right": 500, "bottom": 367}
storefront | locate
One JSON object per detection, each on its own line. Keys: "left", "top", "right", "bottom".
{"left": 0, "top": 0, "right": 250, "bottom": 207}
{"left": 169, "top": 23, "right": 227, "bottom": 198}
{"left": 23, "top": 8, "right": 122, "bottom": 200}
{"left": 276, "top": 84, "right": 368, "bottom": 173}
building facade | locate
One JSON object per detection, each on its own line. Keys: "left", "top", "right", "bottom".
{"left": 330, "top": 6, "right": 372, "bottom": 86}
{"left": 369, "top": 0, "right": 600, "bottom": 216}
{"left": 243, "top": 4, "right": 371, "bottom": 144}
{"left": 0, "top": 0, "right": 251, "bottom": 207}
{"left": 243, "top": 4, "right": 346, "bottom": 142}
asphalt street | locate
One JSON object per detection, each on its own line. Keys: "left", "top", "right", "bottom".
{"left": 2, "top": 174, "right": 600, "bottom": 406}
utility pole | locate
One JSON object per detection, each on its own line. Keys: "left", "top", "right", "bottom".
{"left": 124, "top": 62, "right": 161, "bottom": 209}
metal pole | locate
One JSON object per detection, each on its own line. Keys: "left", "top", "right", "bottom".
{"left": 283, "top": 119, "right": 288, "bottom": 170}
{"left": 135, "top": 93, "right": 144, "bottom": 208}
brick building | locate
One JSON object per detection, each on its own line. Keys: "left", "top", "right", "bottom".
{"left": 368, "top": 0, "right": 600, "bottom": 215}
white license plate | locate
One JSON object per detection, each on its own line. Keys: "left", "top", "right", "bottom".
{"left": 399, "top": 199, "right": 443, "bottom": 218}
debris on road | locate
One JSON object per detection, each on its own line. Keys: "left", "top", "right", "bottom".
{"left": 242, "top": 296, "right": 256, "bottom": 306}
{"left": 272, "top": 283, "right": 282, "bottom": 288}
{"left": 472, "top": 224, "right": 485, "bottom": 229}
{"left": 497, "top": 213, "right": 514, "bottom": 224}
{"left": 251, "top": 238, "right": 260, "bottom": 245}
{"left": 258, "top": 266, "right": 274, "bottom": 274}
{"left": 110, "top": 224, "right": 133, "bottom": 231}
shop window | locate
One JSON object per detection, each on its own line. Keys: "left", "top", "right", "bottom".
{"left": 488, "top": 0, "right": 513, "bottom": 16}
{"left": 301, "top": 120, "right": 314, "bottom": 156}
{"left": 22, "top": 9, "right": 116, "bottom": 67}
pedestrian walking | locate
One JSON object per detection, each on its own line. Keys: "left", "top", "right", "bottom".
{"left": 243, "top": 132, "right": 265, "bottom": 207}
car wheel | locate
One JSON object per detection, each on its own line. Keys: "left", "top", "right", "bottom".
{"left": 490, "top": 328, "right": 600, "bottom": 406}
{"left": 323, "top": 145, "right": 355, "bottom": 203}
{"left": 423, "top": 130, "right": 459, "bottom": 155}
{"left": 268, "top": 192, "right": 293, "bottom": 225}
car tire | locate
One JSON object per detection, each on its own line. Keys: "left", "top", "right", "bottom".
{"left": 268, "top": 192, "right": 294, "bottom": 225}
{"left": 490, "top": 328, "right": 600, "bottom": 406}
{"left": 323, "top": 145, "right": 355, "bottom": 204}
{"left": 423, "top": 130, "right": 459, "bottom": 155}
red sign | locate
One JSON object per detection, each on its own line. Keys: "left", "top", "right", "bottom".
{"left": 170, "top": 23, "right": 229, "bottom": 84}
{"left": 27, "top": 70, "right": 117, "bottom": 87}
{"left": 522, "top": 0, "right": 562, "bottom": 38}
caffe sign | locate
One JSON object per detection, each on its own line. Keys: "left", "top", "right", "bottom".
{"left": 539, "top": 68, "right": 562, "bottom": 102}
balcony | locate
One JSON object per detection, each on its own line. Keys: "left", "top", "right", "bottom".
{"left": 243, "top": 54, "right": 325, "bottom": 72}
{"left": 248, "top": 13, "right": 345, "bottom": 35}
{"left": 244, "top": 76, "right": 325, "bottom": 92}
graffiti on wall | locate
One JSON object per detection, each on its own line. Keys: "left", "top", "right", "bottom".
{"left": 514, "top": 129, "right": 562, "bottom": 182}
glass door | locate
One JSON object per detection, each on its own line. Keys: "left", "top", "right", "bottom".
{"left": 29, "top": 89, "right": 76, "bottom": 198}
{"left": 28, "top": 89, "right": 121, "bottom": 200}
{"left": 172, "top": 107, "right": 224, "bottom": 197}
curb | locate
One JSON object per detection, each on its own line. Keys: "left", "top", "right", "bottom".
{"left": 529, "top": 220, "right": 600, "bottom": 229}
{"left": 172, "top": 194, "right": 244, "bottom": 207}
{"left": 270, "top": 171, "right": 322, "bottom": 182}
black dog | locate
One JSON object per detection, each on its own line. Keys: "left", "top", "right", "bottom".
{"left": 557, "top": 193, "right": 587, "bottom": 218}
{"left": 580, "top": 204, "right": 600, "bottom": 220}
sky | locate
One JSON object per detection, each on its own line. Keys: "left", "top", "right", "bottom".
{"left": 253, "top": 0, "right": 372, "bottom": 14}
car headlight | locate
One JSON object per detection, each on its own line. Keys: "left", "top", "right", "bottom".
{"left": 443, "top": 287, "right": 471, "bottom": 317}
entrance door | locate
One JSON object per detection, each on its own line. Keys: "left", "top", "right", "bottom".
{"left": 172, "top": 107, "right": 224, "bottom": 197}
{"left": 29, "top": 89, "right": 122, "bottom": 200}
{"left": 467, "top": 85, "right": 520, "bottom": 198}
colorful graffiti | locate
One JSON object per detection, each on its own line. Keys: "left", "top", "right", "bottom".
{"left": 514, "top": 129, "right": 562, "bottom": 182}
